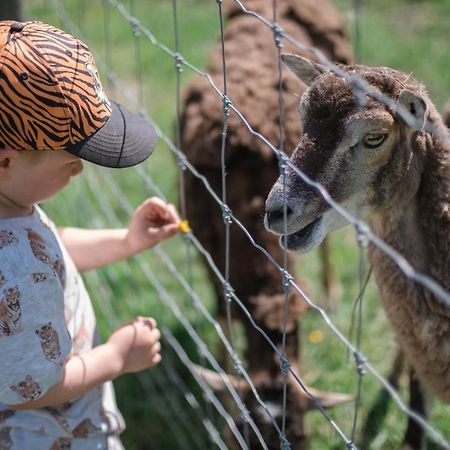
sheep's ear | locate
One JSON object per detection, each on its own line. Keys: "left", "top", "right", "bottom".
{"left": 281, "top": 54, "right": 327, "bottom": 86}
{"left": 398, "top": 89, "right": 427, "bottom": 130}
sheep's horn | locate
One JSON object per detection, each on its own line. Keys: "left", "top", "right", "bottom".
{"left": 298, "top": 385, "right": 354, "bottom": 411}
{"left": 191, "top": 364, "right": 248, "bottom": 392}
{"left": 192, "top": 364, "right": 353, "bottom": 411}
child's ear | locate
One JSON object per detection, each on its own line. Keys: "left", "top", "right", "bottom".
{"left": 0, "top": 149, "right": 20, "bottom": 171}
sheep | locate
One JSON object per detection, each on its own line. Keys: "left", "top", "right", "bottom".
{"left": 265, "top": 54, "right": 450, "bottom": 449}
{"left": 179, "top": 1, "right": 352, "bottom": 448}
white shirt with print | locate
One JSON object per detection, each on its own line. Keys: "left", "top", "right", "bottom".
{"left": 0, "top": 206, "right": 125, "bottom": 450}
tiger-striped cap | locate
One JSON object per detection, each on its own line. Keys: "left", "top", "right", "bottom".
{"left": 0, "top": 21, "right": 157, "bottom": 168}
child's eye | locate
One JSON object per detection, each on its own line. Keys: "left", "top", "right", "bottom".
{"left": 363, "top": 133, "right": 388, "bottom": 148}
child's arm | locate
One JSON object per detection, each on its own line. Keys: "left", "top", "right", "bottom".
{"left": 8, "top": 317, "right": 161, "bottom": 410}
{"left": 59, "top": 197, "right": 180, "bottom": 272}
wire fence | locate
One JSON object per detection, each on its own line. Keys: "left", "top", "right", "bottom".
{"left": 30, "top": 0, "right": 450, "bottom": 449}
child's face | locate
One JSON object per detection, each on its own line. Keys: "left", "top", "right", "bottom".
{"left": 0, "top": 149, "right": 84, "bottom": 214}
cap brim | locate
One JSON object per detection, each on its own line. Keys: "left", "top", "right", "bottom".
{"left": 66, "top": 102, "right": 157, "bottom": 168}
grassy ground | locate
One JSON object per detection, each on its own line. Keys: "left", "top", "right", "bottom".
{"left": 24, "top": 1, "right": 450, "bottom": 449}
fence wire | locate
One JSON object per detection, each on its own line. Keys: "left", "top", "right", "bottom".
{"left": 81, "top": 167, "right": 246, "bottom": 449}
{"left": 39, "top": 1, "right": 450, "bottom": 449}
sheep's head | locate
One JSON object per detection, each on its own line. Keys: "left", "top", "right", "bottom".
{"left": 265, "top": 55, "right": 429, "bottom": 252}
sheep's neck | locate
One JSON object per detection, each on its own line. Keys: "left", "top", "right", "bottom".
{"left": 369, "top": 132, "right": 450, "bottom": 310}
{"left": 367, "top": 134, "right": 450, "bottom": 400}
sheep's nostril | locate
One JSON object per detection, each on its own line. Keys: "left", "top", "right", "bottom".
{"left": 266, "top": 205, "right": 293, "bottom": 226}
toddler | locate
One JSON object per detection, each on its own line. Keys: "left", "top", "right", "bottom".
{"left": 0, "top": 20, "right": 179, "bottom": 449}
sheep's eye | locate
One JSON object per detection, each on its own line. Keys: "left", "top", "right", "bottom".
{"left": 363, "top": 133, "right": 387, "bottom": 148}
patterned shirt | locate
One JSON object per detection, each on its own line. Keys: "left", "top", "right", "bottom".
{"left": 0, "top": 206, "right": 125, "bottom": 450}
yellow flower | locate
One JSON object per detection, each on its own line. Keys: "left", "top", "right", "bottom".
{"left": 178, "top": 219, "right": 192, "bottom": 234}
{"left": 308, "top": 329, "right": 324, "bottom": 344}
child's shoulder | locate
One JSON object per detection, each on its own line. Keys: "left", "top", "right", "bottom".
{"left": 0, "top": 206, "right": 60, "bottom": 279}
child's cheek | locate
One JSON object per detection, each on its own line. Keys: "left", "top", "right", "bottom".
{"left": 71, "top": 161, "right": 84, "bottom": 177}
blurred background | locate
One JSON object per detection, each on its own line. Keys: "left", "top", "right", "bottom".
{"left": 5, "top": 0, "right": 450, "bottom": 449}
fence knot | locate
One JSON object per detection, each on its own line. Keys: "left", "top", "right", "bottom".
{"left": 239, "top": 405, "right": 251, "bottom": 423}
{"left": 130, "top": 17, "right": 141, "bottom": 36}
{"left": 355, "top": 223, "right": 369, "bottom": 249}
{"left": 222, "top": 204, "right": 233, "bottom": 224}
{"left": 280, "top": 434, "right": 291, "bottom": 450}
{"left": 346, "top": 440, "right": 357, "bottom": 449}
{"left": 177, "top": 155, "right": 188, "bottom": 171}
{"left": 280, "top": 354, "right": 291, "bottom": 377}
{"left": 174, "top": 52, "right": 184, "bottom": 73}
{"left": 282, "top": 269, "right": 293, "bottom": 292}
{"left": 353, "top": 350, "right": 367, "bottom": 376}
{"left": 222, "top": 94, "right": 232, "bottom": 117}
{"left": 272, "top": 23, "right": 284, "bottom": 49}
{"left": 277, "top": 152, "right": 288, "bottom": 174}
{"left": 232, "top": 354, "right": 243, "bottom": 375}
{"left": 352, "top": 84, "right": 367, "bottom": 108}
{"left": 223, "top": 281, "right": 234, "bottom": 303}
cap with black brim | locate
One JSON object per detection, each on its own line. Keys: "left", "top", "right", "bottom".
{"left": 66, "top": 102, "right": 158, "bottom": 168}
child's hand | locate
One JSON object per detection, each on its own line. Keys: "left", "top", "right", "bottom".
{"left": 107, "top": 316, "right": 161, "bottom": 374}
{"left": 126, "top": 197, "right": 180, "bottom": 255}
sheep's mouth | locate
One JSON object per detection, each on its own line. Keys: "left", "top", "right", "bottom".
{"left": 280, "top": 216, "right": 323, "bottom": 252}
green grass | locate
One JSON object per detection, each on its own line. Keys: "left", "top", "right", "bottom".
{"left": 24, "top": 0, "right": 450, "bottom": 449}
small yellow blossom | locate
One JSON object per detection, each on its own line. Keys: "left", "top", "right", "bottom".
{"left": 178, "top": 219, "right": 192, "bottom": 234}
{"left": 308, "top": 329, "right": 324, "bottom": 344}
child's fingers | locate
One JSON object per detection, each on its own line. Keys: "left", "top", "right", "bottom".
{"left": 136, "top": 197, "right": 169, "bottom": 221}
{"left": 142, "top": 197, "right": 180, "bottom": 222}
{"left": 151, "top": 353, "right": 162, "bottom": 365}
{"left": 151, "top": 342, "right": 161, "bottom": 354}
{"left": 149, "top": 223, "right": 180, "bottom": 239}
{"left": 166, "top": 203, "right": 180, "bottom": 223}
{"left": 138, "top": 316, "right": 157, "bottom": 328}
{"left": 150, "top": 328, "right": 161, "bottom": 343}
{"left": 135, "top": 317, "right": 161, "bottom": 344}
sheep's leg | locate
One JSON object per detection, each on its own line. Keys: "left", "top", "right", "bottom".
{"left": 319, "top": 236, "right": 340, "bottom": 310}
{"left": 400, "top": 368, "right": 431, "bottom": 450}
{"left": 359, "top": 348, "right": 406, "bottom": 449}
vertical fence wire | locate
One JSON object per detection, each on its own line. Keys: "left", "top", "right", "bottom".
{"left": 129, "top": 0, "right": 144, "bottom": 108}
{"left": 271, "top": 1, "right": 292, "bottom": 448}
{"left": 348, "top": 233, "right": 369, "bottom": 448}
{"left": 352, "top": 0, "right": 362, "bottom": 64}
{"left": 347, "top": 1, "right": 365, "bottom": 444}
{"left": 216, "top": 0, "right": 235, "bottom": 356}
{"left": 215, "top": 1, "right": 252, "bottom": 447}
{"left": 171, "top": 0, "right": 216, "bottom": 440}
{"left": 102, "top": 0, "right": 114, "bottom": 93}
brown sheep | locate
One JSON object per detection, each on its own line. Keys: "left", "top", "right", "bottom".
{"left": 179, "top": 1, "right": 352, "bottom": 448}
{"left": 266, "top": 55, "right": 450, "bottom": 449}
